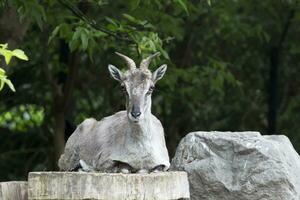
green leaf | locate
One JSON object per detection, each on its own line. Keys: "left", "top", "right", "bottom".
{"left": 58, "top": 23, "right": 72, "bottom": 40}
{"left": 73, "top": 28, "right": 82, "bottom": 41}
{"left": 12, "top": 49, "right": 29, "bottom": 61}
{"left": 105, "top": 17, "right": 118, "bottom": 28}
{"left": 0, "top": 68, "right": 5, "bottom": 76}
{"left": 128, "top": 0, "right": 140, "bottom": 10}
{"left": 69, "top": 38, "right": 79, "bottom": 52}
{"left": 80, "top": 30, "right": 89, "bottom": 51}
{"left": 0, "top": 43, "right": 8, "bottom": 49}
{"left": 4, "top": 79, "right": 15, "bottom": 92}
{"left": 0, "top": 80, "right": 4, "bottom": 91}
{"left": 48, "top": 26, "right": 61, "bottom": 43}
{"left": 29, "top": 1, "right": 47, "bottom": 30}
{"left": 122, "top": 14, "right": 139, "bottom": 23}
{"left": 160, "top": 49, "right": 170, "bottom": 59}
{"left": 0, "top": 68, "right": 5, "bottom": 91}
{"left": 0, "top": 49, "right": 13, "bottom": 64}
{"left": 0, "top": 69, "right": 15, "bottom": 92}
{"left": 173, "top": 0, "right": 189, "bottom": 15}
{"left": 94, "top": 30, "right": 107, "bottom": 38}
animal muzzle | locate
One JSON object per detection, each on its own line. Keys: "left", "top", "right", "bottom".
{"left": 130, "top": 105, "right": 141, "bottom": 119}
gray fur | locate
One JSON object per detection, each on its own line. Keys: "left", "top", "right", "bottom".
{"left": 58, "top": 53, "right": 170, "bottom": 173}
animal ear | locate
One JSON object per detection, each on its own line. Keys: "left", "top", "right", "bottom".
{"left": 108, "top": 64, "right": 122, "bottom": 82}
{"left": 152, "top": 64, "right": 167, "bottom": 83}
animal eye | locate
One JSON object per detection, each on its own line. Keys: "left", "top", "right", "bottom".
{"left": 121, "top": 85, "right": 127, "bottom": 93}
{"left": 150, "top": 86, "right": 155, "bottom": 91}
{"left": 147, "top": 86, "right": 155, "bottom": 95}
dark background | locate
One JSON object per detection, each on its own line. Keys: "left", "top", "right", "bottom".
{"left": 0, "top": 0, "right": 299, "bottom": 181}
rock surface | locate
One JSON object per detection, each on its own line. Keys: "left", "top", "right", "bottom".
{"left": 28, "top": 171, "right": 190, "bottom": 200}
{"left": 171, "top": 131, "right": 300, "bottom": 200}
{"left": 0, "top": 181, "right": 28, "bottom": 200}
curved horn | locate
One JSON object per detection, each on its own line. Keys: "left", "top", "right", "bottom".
{"left": 115, "top": 52, "right": 136, "bottom": 70}
{"left": 140, "top": 52, "right": 160, "bottom": 69}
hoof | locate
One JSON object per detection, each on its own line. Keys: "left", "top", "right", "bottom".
{"left": 79, "top": 160, "right": 94, "bottom": 172}
{"left": 120, "top": 168, "right": 130, "bottom": 174}
{"left": 137, "top": 169, "right": 149, "bottom": 174}
{"left": 113, "top": 161, "right": 133, "bottom": 173}
{"left": 151, "top": 165, "right": 165, "bottom": 173}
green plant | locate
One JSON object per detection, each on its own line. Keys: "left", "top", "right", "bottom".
{"left": 0, "top": 43, "right": 28, "bottom": 92}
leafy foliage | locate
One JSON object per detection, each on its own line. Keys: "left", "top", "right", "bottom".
{"left": 0, "top": 104, "right": 44, "bottom": 132}
{"left": 0, "top": 43, "right": 28, "bottom": 92}
{"left": 0, "top": 0, "right": 300, "bottom": 181}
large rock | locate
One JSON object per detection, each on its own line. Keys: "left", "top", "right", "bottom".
{"left": 0, "top": 181, "right": 28, "bottom": 200}
{"left": 171, "top": 131, "right": 300, "bottom": 200}
{"left": 28, "top": 171, "right": 190, "bottom": 200}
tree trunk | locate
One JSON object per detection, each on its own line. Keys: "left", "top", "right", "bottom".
{"left": 53, "top": 110, "right": 65, "bottom": 168}
{"left": 267, "top": 47, "right": 279, "bottom": 134}
{"left": 267, "top": 8, "right": 295, "bottom": 134}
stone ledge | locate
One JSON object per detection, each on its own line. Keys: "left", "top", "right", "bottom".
{"left": 28, "top": 171, "right": 190, "bottom": 200}
{"left": 0, "top": 181, "right": 28, "bottom": 200}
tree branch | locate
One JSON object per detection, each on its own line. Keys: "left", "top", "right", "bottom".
{"left": 57, "top": 0, "right": 133, "bottom": 42}
{"left": 277, "top": 6, "right": 296, "bottom": 51}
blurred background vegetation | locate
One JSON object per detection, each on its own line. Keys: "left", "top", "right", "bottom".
{"left": 0, "top": 0, "right": 299, "bottom": 181}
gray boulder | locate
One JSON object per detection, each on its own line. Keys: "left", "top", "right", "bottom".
{"left": 171, "top": 131, "right": 300, "bottom": 200}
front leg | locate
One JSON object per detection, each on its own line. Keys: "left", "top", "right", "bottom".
{"left": 112, "top": 161, "right": 133, "bottom": 174}
{"left": 137, "top": 169, "right": 149, "bottom": 174}
{"left": 151, "top": 165, "right": 165, "bottom": 173}
{"left": 79, "top": 160, "right": 95, "bottom": 172}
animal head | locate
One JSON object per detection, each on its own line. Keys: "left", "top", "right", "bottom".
{"left": 108, "top": 52, "right": 167, "bottom": 123}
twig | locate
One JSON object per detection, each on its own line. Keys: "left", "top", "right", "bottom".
{"left": 57, "top": 0, "right": 133, "bottom": 42}
{"left": 277, "top": 6, "right": 296, "bottom": 50}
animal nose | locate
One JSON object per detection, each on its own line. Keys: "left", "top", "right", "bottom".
{"left": 131, "top": 111, "right": 141, "bottom": 118}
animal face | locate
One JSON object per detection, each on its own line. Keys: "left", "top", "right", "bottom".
{"left": 108, "top": 52, "right": 167, "bottom": 123}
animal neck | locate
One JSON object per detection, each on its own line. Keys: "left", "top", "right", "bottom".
{"left": 127, "top": 100, "right": 152, "bottom": 139}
